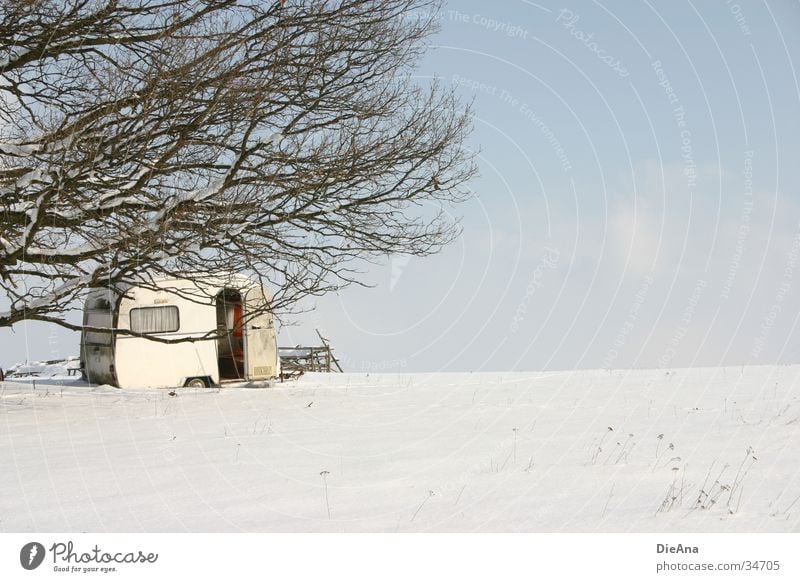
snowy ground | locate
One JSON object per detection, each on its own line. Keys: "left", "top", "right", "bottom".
{"left": 1, "top": 363, "right": 800, "bottom": 532}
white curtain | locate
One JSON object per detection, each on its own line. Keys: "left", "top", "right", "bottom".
{"left": 130, "top": 306, "right": 179, "bottom": 333}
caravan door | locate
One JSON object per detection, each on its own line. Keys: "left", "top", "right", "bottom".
{"left": 243, "top": 286, "right": 278, "bottom": 380}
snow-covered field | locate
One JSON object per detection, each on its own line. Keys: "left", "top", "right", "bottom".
{"left": 1, "top": 362, "right": 799, "bottom": 532}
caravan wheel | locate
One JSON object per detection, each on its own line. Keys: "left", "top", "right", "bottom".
{"left": 184, "top": 377, "right": 210, "bottom": 388}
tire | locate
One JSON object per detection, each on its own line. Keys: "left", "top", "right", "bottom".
{"left": 184, "top": 377, "right": 209, "bottom": 388}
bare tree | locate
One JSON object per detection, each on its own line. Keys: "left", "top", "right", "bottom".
{"left": 0, "top": 0, "right": 475, "bottom": 334}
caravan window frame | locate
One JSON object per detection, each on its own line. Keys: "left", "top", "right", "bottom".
{"left": 129, "top": 305, "right": 180, "bottom": 334}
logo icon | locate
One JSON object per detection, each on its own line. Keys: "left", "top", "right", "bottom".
{"left": 20, "top": 542, "right": 46, "bottom": 570}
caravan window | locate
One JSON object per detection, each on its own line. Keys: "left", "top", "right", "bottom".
{"left": 129, "top": 306, "right": 180, "bottom": 333}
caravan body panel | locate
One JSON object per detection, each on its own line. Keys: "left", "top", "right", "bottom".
{"left": 81, "top": 287, "right": 119, "bottom": 386}
{"left": 114, "top": 281, "right": 219, "bottom": 389}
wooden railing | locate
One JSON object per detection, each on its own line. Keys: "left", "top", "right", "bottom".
{"left": 278, "top": 329, "right": 342, "bottom": 378}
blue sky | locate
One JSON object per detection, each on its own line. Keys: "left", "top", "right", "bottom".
{"left": 4, "top": 0, "right": 800, "bottom": 373}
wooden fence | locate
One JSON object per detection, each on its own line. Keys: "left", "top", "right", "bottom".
{"left": 278, "top": 329, "right": 342, "bottom": 378}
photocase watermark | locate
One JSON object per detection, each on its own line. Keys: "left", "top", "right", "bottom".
{"left": 451, "top": 73, "right": 500, "bottom": 96}
{"left": 751, "top": 225, "right": 800, "bottom": 359}
{"left": 518, "top": 104, "right": 574, "bottom": 172}
{"left": 509, "top": 247, "right": 560, "bottom": 334}
{"left": 20, "top": 542, "right": 46, "bottom": 570}
{"left": 389, "top": 254, "right": 412, "bottom": 292}
{"left": 726, "top": 0, "right": 752, "bottom": 37}
{"left": 721, "top": 150, "right": 755, "bottom": 300}
{"left": 404, "top": 9, "right": 529, "bottom": 39}
{"left": 451, "top": 75, "right": 573, "bottom": 172}
{"left": 18, "top": 540, "right": 158, "bottom": 574}
{"left": 658, "top": 279, "right": 708, "bottom": 368}
{"left": 336, "top": 351, "right": 408, "bottom": 373}
{"left": 48, "top": 328, "right": 61, "bottom": 359}
{"left": 556, "top": 9, "right": 629, "bottom": 78}
{"left": 652, "top": 60, "right": 696, "bottom": 193}
{"left": 602, "top": 275, "right": 654, "bottom": 369}
{"left": 448, "top": 9, "right": 530, "bottom": 39}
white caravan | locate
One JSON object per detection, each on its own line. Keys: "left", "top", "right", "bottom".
{"left": 80, "top": 276, "right": 280, "bottom": 389}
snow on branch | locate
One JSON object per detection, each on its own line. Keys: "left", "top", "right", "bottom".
{"left": 0, "top": 0, "right": 475, "bottom": 330}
